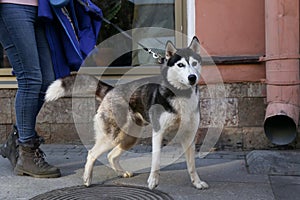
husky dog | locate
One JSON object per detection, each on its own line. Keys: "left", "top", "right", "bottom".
{"left": 45, "top": 36, "right": 208, "bottom": 190}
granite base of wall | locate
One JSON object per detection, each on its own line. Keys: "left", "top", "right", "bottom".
{"left": 1, "top": 82, "right": 299, "bottom": 150}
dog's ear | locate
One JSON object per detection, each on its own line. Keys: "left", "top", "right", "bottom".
{"left": 165, "top": 41, "right": 177, "bottom": 60}
{"left": 189, "top": 36, "right": 201, "bottom": 55}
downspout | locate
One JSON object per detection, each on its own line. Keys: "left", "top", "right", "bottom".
{"left": 263, "top": 0, "right": 300, "bottom": 145}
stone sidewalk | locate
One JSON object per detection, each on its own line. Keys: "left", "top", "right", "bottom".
{"left": 0, "top": 144, "right": 299, "bottom": 200}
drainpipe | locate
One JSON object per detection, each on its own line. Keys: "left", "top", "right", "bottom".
{"left": 263, "top": 0, "right": 300, "bottom": 145}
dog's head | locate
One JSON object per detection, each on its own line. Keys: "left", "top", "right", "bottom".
{"left": 162, "top": 36, "right": 201, "bottom": 90}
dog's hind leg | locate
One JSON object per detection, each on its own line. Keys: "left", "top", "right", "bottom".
{"left": 107, "top": 145, "right": 133, "bottom": 178}
{"left": 182, "top": 141, "right": 209, "bottom": 190}
{"left": 83, "top": 138, "right": 114, "bottom": 187}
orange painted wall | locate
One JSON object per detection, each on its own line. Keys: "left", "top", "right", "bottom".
{"left": 195, "top": 0, "right": 266, "bottom": 83}
{"left": 196, "top": 0, "right": 265, "bottom": 55}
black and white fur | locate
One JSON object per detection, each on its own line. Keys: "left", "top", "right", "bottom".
{"left": 45, "top": 37, "right": 208, "bottom": 190}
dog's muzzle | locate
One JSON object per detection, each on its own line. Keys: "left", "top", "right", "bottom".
{"left": 188, "top": 74, "right": 197, "bottom": 85}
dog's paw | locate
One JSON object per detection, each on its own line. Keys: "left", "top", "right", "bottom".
{"left": 193, "top": 181, "right": 209, "bottom": 190}
{"left": 122, "top": 171, "right": 133, "bottom": 178}
{"left": 147, "top": 173, "right": 159, "bottom": 190}
{"left": 83, "top": 173, "right": 92, "bottom": 187}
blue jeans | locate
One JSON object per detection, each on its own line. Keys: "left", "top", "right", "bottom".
{"left": 0, "top": 4, "right": 55, "bottom": 143}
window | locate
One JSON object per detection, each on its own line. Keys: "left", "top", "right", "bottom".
{"left": 88, "top": 0, "right": 178, "bottom": 67}
{"left": 0, "top": 46, "right": 3, "bottom": 68}
{"left": 81, "top": 0, "right": 187, "bottom": 82}
{"left": 0, "top": 0, "right": 188, "bottom": 86}
{"left": 0, "top": 45, "right": 16, "bottom": 88}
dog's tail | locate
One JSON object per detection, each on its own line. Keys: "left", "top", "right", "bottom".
{"left": 45, "top": 74, "right": 113, "bottom": 102}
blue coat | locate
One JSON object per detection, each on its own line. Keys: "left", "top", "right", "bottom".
{"left": 38, "top": 0, "right": 102, "bottom": 78}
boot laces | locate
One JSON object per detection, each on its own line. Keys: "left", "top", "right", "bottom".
{"left": 33, "top": 149, "right": 49, "bottom": 168}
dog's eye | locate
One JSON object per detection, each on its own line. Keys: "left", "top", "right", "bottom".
{"left": 192, "top": 61, "right": 198, "bottom": 66}
{"left": 177, "top": 63, "right": 185, "bottom": 68}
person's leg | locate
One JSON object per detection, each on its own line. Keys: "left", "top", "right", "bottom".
{"left": 0, "top": 4, "right": 60, "bottom": 177}
{"left": 0, "top": 4, "right": 42, "bottom": 143}
{"left": 0, "top": 125, "right": 18, "bottom": 168}
{"left": 35, "top": 19, "right": 56, "bottom": 112}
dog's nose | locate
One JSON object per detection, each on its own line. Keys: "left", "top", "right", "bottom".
{"left": 188, "top": 74, "right": 197, "bottom": 85}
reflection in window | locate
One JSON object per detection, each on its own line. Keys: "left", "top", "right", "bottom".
{"left": 0, "top": 46, "right": 3, "bottom": 68}
{"left": 0, "top": 45, "right": 10, "bottom": 68}
{"left": 93, "top": 0, "right": 175, "bottom": 66}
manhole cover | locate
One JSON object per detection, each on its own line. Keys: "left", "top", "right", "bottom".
{"left": 30, "top": 184, "right": 173, "bottom": 200}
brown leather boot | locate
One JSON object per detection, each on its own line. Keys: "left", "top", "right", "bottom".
{"left": 0, "top": 125, "right": 19, "bottom": 168}
{"left": 14, "top": 137, "right": 61, "bottom": 178}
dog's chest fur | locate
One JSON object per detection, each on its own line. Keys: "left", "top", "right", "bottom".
{"left": 153, "top": 87, "right": 200, "bottom": 140}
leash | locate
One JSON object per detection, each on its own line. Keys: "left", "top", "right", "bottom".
{"left": 100, "top": 17, "right": 165, "bottom": 64}
{"left": 76, "top": 0, "right": 165, "bottom": 64}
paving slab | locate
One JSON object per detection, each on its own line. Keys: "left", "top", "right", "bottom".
{"left": 0, "top": 145, "right": 298, "bottom": 200}
{"left": 270, "top": 176, "right": 300, "bottom": 200}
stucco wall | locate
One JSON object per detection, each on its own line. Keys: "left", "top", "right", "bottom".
{"left": 195, "top": 0, "right": 266, "bottom": 84}
{"left": 196, "top": 0, "right": 265, "bottom": 56}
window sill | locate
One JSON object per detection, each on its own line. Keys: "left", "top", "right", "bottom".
{"left": 0, "top": 66, "right": 161, "bottom": 88}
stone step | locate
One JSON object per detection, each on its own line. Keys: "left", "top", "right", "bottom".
{"left": 246, "top": 150, "right": 300, "bottom": 175}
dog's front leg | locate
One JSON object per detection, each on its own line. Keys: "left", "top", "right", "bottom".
{"left": 147, "top": 131, "right": 163, "bottom": 190}
{"left": 182, "top": 141, "right": 209, "bottom": 189}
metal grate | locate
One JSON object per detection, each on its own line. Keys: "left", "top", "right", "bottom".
{"left": 30, "top": 184, "right": 173, "bottom": 200}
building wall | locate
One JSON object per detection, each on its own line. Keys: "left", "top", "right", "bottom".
{"left": 194, "top": 0, "right": 300, "bottom": 149}
{"left": 1, "top": 86, "right": 299, "bottom": 150}
{"left": 1, "top": 0, "right": 299, "bottom": 150}
{"left": 196, "top": 0, "right": 265, "bottom": 56}
{"left": 196, "top": 0, "right": 265, "bottom": 83}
